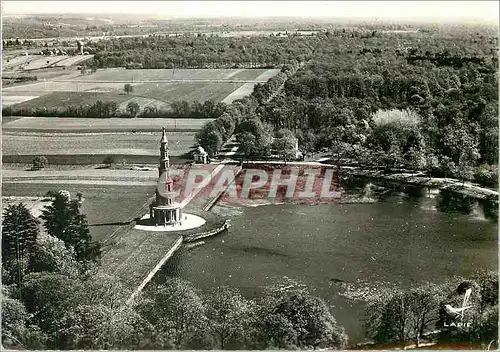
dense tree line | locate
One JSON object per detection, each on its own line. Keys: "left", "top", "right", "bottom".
{"left": 3, "top": 99, "right": 227, "bottom": 119}
{"left": 204, "top": 26, "right": 498, "bottom": 186}
{"left": 91, "top": 35, "right": 319, "bottom": 69}
{"left": 195, "top": 63, "right": 303, "bottom": 157}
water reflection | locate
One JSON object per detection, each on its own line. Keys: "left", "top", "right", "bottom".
{"left": 339, "top": 176, "right": 497, "bottom": 222}
{"left": 436, "top": 189, "right": 475, "bottom": 214}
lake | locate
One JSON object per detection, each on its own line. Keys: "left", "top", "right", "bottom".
{"left": 159, "top": 180, "right": 498, "bottom": 343}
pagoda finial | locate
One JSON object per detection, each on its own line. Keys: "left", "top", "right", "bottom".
{"left": 161, "top": 126, "right": 168, "bottom": 144}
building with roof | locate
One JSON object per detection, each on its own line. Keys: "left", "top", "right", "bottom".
{"left": 193, "top": 145, "right": 208, "bottom": 164}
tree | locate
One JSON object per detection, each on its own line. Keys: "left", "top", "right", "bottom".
{"left": 2, "top": 295, "right": 28, "bottom": 346}
{"left": 2, "top": 290, "right": 47, "bottom": 350}
{"left": 204, "top": 286, "right": 252, "bottom": 349}
{"left": 124, "top": 83, "right": 133, "bottom": 95}
{"left": 40, "top": 191, "right": 101, "bottom": 262}
{"left": 2, "top": 203, "right": 40, "bottom": 287}
{"left": 22, "top": 272, "right": 85, "bottom": 335}
{"left": 27, "top": 234, "right": 81, "bottom": 277}
{"left": 237, "top": 131, "right": 257, "bottom": 161}
{"left": 196, "top": 124, "right": 224, "bottom": 157}
{"left": 138, "top": 278, "right": 207, "bottom": 348}
{"left": 103, "top": 155, "right": 115, "bottom": 167}
{"left": 272, "top": 129, "right": 297, "bottom": 163}
{"left": 365, "top": 285, "right": 442, "bottom": 348}
{"left": 58, "top": 303, "right": 143, "bottom": 349}
{"left": 257, "top": 292, "right": 348, "bottom": 349}
{"left": 32, "top": 155, "right": 48, "bottom": 170}
{"left": 126, "top": 101, "right": 140, "bottom": 117}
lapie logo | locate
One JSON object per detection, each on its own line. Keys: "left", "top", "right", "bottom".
{"left": 443, "top": 287, "right": 473, "bottom": 328}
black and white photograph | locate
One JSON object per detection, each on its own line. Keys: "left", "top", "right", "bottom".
{"left": 1, "top": 1, "right": 498, "bottom": 350}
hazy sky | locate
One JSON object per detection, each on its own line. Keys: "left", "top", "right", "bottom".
{"left": 2, "top": 1, "right": 499, "bottom": 22}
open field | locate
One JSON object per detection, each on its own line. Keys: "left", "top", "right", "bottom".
{"left": 22, "top": 56, "right": 69, "bottom": 71}
{"left": 222, "top": 82, "right": 257, "bottom": 104}
{"left": 2, "top": 183, "right": 155, "bottom": 244}
{"left": 4, "top": 91, "right": 133, "bottom": 110}
{"left": 55, "top": 55, "right": 95, "bottom": 67}
{"left": 75, "top": 68, "right": 278, "bottom": 82}
{"left": 3, "top": 131, "right": 197, "bottom": 157}
{"left": 4, "top": 54, "right": 94, "bottom": 71}
{"left": 2, "top": 117, "right": 212, "bottom": 132}
{"left": 3, "top": 68, "right": 280, "bottom": 110}
{"left": 2, "top": 95, "right": 40, "bottom": 106}
{"left": 3, "top": 81, "right": 142, "bottom": 94}
{"left": 131, "top": 81, "right": 243, "bottom": 103}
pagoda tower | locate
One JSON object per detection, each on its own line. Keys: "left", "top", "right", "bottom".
{"left": 149, "top": 127, "right": 182, "bottom": 226}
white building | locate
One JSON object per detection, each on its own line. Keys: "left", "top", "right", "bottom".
{"left": 193, "top": 146, "right": 208, "bottom": 164}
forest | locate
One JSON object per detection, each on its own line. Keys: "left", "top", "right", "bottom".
{"left": 89, "top": 35, "right": 320, "bottom": 69}
{"left": 195, "top": 25, "right": 498, "bottom": 187}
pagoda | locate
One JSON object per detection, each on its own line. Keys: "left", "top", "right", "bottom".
{"left": 149, "top": 127, "right": 183, "bottom": 226}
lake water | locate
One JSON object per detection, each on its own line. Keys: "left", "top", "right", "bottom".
{"left": 159, "top": 180, "right": 498, "bottom": 343}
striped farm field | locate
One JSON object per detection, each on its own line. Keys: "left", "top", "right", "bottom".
{"left": 3, "top": 81, "right": 143, "bottom": 94}
{"left": 2, "top": 117, "right": 212, "bottom": 132}
{"left": 5, "top": 92, "right": 132, "bottom": 111}
{"left": 130, "top": 81, "right": 243, "bottom": 103}
{"left": 74, "top": 68, "right": 277, "bottom": 82}
{"left": 2, "top": 131, "right": 197, "bottom": 157}
{"left": 3, "top": 68, "right": 280, "bottom": 114}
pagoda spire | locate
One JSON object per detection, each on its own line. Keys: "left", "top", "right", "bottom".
{"left": 159, "top": 126, "right": 170, "bottom": 175}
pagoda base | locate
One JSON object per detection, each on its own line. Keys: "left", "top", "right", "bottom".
{"left": 150, "top": 205, "right": 182, "bottom": 226}
{"left": 135, "top": 213, "right": 206, "bottom": 232}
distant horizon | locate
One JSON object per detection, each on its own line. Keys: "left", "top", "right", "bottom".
{"left": 2, "top": 1, "right": 499, "bottom": 23}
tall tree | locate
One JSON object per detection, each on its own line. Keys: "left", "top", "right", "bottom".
{"left": 40, "top": 191, "right": 101, "bottom": 262}
{"left": 365, "top": 284, "right": 443, "bottom": 348}
{"left": 204, "top": 286, "right": 252, "bottom": 349}
{"left": 138, "top": 278, "right": 207, "bottom": 348}
{"left": 2, "top": 203, "right": 40, "bottom": 287}
{"left": 272, "top": 129, "right": 297, "bottom": 163}
{"left": 258, "top": 292, "right": 348, "bottom": 349}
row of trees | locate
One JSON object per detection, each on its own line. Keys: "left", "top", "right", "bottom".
{"left": 3, "top": 98, "right": 228, "bottom": 120}
{"left": 195, "top": 63, "right": 304, "bottom": 157}
{"left": 138, "top": 278, "right": 347, "bottom": 350}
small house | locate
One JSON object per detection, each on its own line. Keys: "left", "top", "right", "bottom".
{"left": 193, "top": 146, "right": 208, "bottom": 164}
